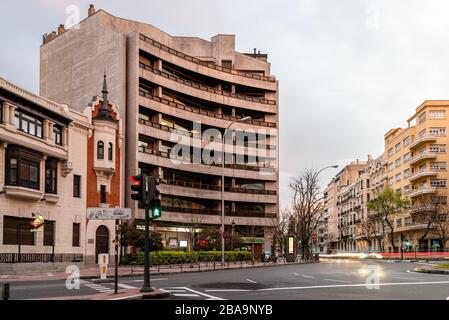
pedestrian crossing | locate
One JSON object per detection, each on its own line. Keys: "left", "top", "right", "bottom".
{"left": 84, "top": 282, "right": 114, "bottom": 293}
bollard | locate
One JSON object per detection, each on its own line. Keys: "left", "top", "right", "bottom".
{"left": 2, "top": 283, "right": 10, "bottom": 300}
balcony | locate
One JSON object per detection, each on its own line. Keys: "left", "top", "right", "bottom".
{"left": 408, "top": 187, "right": 438, "bottom": 198}
{"left": 408, "top": 151, "right": 438, "bottom": 166}
{"left": 409, "top": 205, "right": 434, "bottom": 215}
{"left": 3, "top": 185, "right": 43, "bottom": 201}
{"left": 409, "top": 134, "right": 437, "bottom": 149}
{"left": 408, "top": 170, "right": 437, "bottom": 182}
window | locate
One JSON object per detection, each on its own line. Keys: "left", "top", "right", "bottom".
{"left": 44, "top": 221, "right": 55, "bottom": 246}
{"left": 72, "top": 223, "right": 80, "bottom": 247}
{"left": 403, "top": 137, "right": 410, "bottom": 146}
{"left": 395, "top": 173, "right": 401, "bottom": 182}
{"left": 6, "top": 146, "right": 40, "bottom": 190}
{"left": 388, "top": 148, "right": 393, "bottom": 157}
{"left": 404, "top": 169, "right": 411, "bottom": 178}
{"left": 14, "top": 110, "right": 43, "bottom": 138}
{"left": 388, "top": 163, "right": 394, "bottom": 171}
{"left": 429, "top": 127, "right": 446, "bottom": 136}
{"left": 431, "top": 179, "right": 447, "bottom": 188}
{"left": 431, "top": 162, "right": 447, "bottom": 170}
{"left": 430, "top": 144, "right": 447, "bottom": 153}
{"left": 45, "top": 158, "right": 58, "bottom": 194}
{"left": 3, "top": 216, "right": 35, "bottom": 245}
{"left": 418, "top": 129, "right": 426, "bottom": 138}
{"left": 395, "top": 143, "right": 401, "bottom": 152}
{"left": 54, "top": 126, "right": 62, "bottom": 145}
{"left": 97, "top": 141, "right": 104, "bottom": 160}
{"left": 404, "top": 217, "right": 412, "bottom": 226}
{"left": 429, "top": 110, "right": 446, "bottom": 119}
{"left": 418, "top": 112, "right": 426, "bottom": 125}
{"left": 108, "top": 142, "right": 113, "bottom": 161}
{"left": 73, "top": 175, "right": 81, "bottom": 198}
{"left": 404, "top": 153, "right": 411, "bottom": 162}
{"left": 395, "top": 158, "right": 401, "bottom": 168}
{"left": 100, "top": 185, "right": 107, "bottom": 204}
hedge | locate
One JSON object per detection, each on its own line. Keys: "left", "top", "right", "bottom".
{"left": 121, "top": 251, "right": 253, "bottom": 265}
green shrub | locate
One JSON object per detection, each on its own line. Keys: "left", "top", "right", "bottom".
{"left": 121, "top": 251, "right": 253, "bottom": 265}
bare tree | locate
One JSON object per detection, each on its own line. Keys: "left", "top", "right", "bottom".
{"left": 270, "top": 209, "right": 289, "bottom": 256}
{"left": 431, "top": 204, "right": 449, "bottom": 251}
{"left": 289, "top": 170, "right": 324, "bottom": 260}
{"left": 187, "top": 215, "right": 202, "bottom": 252}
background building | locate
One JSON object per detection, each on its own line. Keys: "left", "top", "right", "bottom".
{"left": 39, "top": 5, "right": 279, "bottom": 253}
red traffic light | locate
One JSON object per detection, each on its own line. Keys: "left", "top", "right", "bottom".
{"left": 130, "top": 175, "right": 142, "bottom": 185}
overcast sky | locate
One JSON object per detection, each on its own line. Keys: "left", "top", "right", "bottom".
{"left": 2, "top": 0, "right": 449, "bottom": 207}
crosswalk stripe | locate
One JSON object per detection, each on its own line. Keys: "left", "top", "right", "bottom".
{"left": 173, "top": 293, "right": 200, "bottom": 297}
{"left": 118, "top": 283, "right": 137, "bottom": 289}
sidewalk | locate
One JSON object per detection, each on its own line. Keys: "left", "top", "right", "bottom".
{"left": 0, "top": 260, "right": 319, "bottom": 282}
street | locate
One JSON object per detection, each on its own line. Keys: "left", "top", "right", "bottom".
{"left": 5, "top": 260, "right": 449, "bottom": 300}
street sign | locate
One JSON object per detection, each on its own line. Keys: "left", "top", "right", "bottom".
{"left": 87, "top": 208, "right": 132, "bottom": 220}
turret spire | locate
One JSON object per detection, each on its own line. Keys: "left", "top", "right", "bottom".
{"left": 93, "top": 71, "right": 116, "bottom": 122}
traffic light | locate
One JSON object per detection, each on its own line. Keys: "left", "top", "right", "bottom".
{"left": 130, "top": 175, "right": 143, "bottom": 202}
{"left": 150, "top": 177, "right": 162, "bottom": 219}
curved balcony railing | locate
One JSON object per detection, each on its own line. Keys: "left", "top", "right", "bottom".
{"left": 409, "top": 134, "right": 437, "bottom": 149}
{"left": 160, "top": 205, "right": 276, "bottom": 218}
{"left": 139, "top": 90, "right": 277, "bottom": 128}
{"left": 139, "top": 62, "right": 276, "bottom": 105}
{"left": 162, "top": 178, "right": 276, "bottom": 195}
{"left": 138, "top": 146, "right": 274, "bottom": 172}
{"left": 408, "top": 187, "right": 438, "bottom": 198}
{"left": 409, "top": 151, "right": 438, "bottom": 166}
{"left": 138, "top": 118, "right": 277, "bottom": 151}
{"left": 139, "top": 34, "right": 276, "bottom": 83}
{"left": 408, "top": 170, "right": 437, "bottom": 182}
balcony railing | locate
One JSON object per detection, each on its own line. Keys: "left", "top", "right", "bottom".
{"left": 163, "top": 178, "right": 277, "bottom": 195}
{"left": 408, "top": 187, "right": 438, "bottom": 198}
{"left": 409, "top": 134, "right": 437, "bottom": 149}
{"left": 139, "top": 62, "right": 277, "bottom": 105}
{"left": 139, "top": 90, "right": 277, "bottom": 128}
{"left": 160, "top": 205, "right": 276, "bottom": 218}
{"left": 138, "top": 146, "right": 274, "bottom": 172}
{"left": 138, "top": 118, "right": 277, "bottom": 151}
{"left": 408, "top": 170, "right": 437, "bottom": 182}
{"left": 139, "top": 33, "right": 276, "bottom": 83}
{"left": 408, "top": 151, "right": 438, "bottom": 166}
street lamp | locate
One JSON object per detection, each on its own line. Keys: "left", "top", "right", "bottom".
{"left": 221, "top": 116, "right": 252, "bottom": 266}
{"left": 317, "top": 165, "right": 339, "bottom": 177}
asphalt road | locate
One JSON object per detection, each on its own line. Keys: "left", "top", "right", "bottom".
{"left": 4, "top": 259, "right": 449, "bottom": 300}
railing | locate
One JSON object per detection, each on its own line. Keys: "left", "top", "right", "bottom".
{"left": 409, "top": 151, "right": 437, "bottom": 165}
{"left": 139, "top": 90, "right": 277, "bottom": 128}
{"left": 139, "top": 62, "right": 277, "bottom": 106}
{"left": 138, "top": 145, "right": 274, "bottom": 172}
{"left": 0, "top": 253, "right": 83, "bottom": 264}
{"left": 160, "top": 205, "right": 275, "bottom": 218}
{"left": 409, "top": 133, "right": 437, "bottom": 148}
{"left": 408, "top": 187, "right": 438, "bottom": 197}
{"left": 408, "top": 170, "right": 437, "bottom": 181}
{"left": 163, "top": 178, "right": 276, "bottom": 195}
{"left": 139, "top": 34, "right": 276, "bottom": 83}
{"left": 138, "top": 118, "right": 277, "bottom": 151}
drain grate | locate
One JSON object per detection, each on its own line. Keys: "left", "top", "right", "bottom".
{"left": 196, "top": 282, "right": 268, "bottom": 290}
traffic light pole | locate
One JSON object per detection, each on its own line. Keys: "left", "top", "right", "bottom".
{"left": 141, "top": 205, "right": 153, "bottom": 293}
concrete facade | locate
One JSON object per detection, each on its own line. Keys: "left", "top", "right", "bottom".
{"left": 39, "top": 6, "right": 279, "bottom": 253}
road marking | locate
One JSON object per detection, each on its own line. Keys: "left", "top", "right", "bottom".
{"left": 165, "top": 289, "right": 188, "bottom": 293}
{"left": 167, "top": 287, "right": 225, "bottom": 300}
{"left": 323, "top": 278, "right": 352, "bottom": 283}
{"left": 205, "top": 289, "right": 252, "bottom": 292}
{"left": 109, "top": 294, "right": 143, "bottom": 301}
{"left": 293, "top": 273, "right": 299, "bottom": 276}
{"left": 301, "top": 275, "right": 315, "bottom": 279}
{"left": 415, "top": 262, "right": 437, "bottom": 266}
{"left": 173, "top": 293, "right": 200, "bottom": 297}
{"left": 133, "top": 278, "right": 168, "bottom": 282}
{"left": 246, "top": 279, "right": 257, "bottom": 283}
{"left": 118, "top": 283, "right": 137, "bottom": 289}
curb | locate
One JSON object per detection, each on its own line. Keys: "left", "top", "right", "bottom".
{"left": 414, "top": 267, "right": 449, "bottom": 275}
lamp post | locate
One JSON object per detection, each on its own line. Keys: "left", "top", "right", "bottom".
{"left": 221, "top": 116, "right": 252, "bottom": 266}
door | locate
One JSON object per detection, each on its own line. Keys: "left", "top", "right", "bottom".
{"left": 95, "top": 226, "right": 109, "bottom": 263}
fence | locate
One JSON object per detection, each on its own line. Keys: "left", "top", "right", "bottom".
{"left": 0, "top": 253, "right": 83, "bottom": 264}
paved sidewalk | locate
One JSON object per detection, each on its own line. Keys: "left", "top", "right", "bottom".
{"left": 0, "top": 260, "right": 318, "bottom": 282}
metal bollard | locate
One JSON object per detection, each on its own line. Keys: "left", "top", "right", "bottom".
{"left": 2, "top": 283, "right": 10, "bottom": 300}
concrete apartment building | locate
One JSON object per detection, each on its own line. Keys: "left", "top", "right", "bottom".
{"left": 383, "top": 100, "right": 449, "bottom": 252}
{"left": 0, "top": 75, "right": 119, "bottom": 266}
{"left": 39, "top": 5, "right": 279, "bottom": 253}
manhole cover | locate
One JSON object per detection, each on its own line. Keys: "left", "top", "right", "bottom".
{"left": 197, "top": 282, "right": 268, "bottom": 290}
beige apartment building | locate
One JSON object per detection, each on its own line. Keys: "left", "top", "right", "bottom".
{"left": 0, "top": 75, "right": 119, "bottom": 266}
{"left": 383, "top": 100, "right": 449, "bottom": 252}
{"left": 39, "top": 5, "right": 279, "bottom": 253}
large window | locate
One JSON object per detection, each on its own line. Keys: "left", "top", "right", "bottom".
{"left": 3, "top": 216, "right": 35, "bottom": 245}
{"left": 54, "top": 126, "right": 62, "bottom": 146}
{"left": 44, "top": 221, "right": 55, "bottom": 246}
{"left": 72, "top": 223, "right": 80, "bottom": 247}
{"left": 100, "top": 185, "right": 107, "bottom": 204}
{"left": 97, "top": 141, "right": 104, "bottom": 160}
{"left": 6, "top": 146, "right": 41, "bottom": 190}
{"left": 73, "top": 175, "right": 81, "bottom": 198}
{"left": 108, "top": 142, "right": 113, "bottom": 161}
{"left": 45, "top": 158, "right": 58, "bottom": 194}
{"left": 14, "top": 110, "right": 43, "bottom": 138}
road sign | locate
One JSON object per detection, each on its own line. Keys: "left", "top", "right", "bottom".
{"left": 87, "top": 208, "right": 132, "bottom": 220}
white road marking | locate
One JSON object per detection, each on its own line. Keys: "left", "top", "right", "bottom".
{"left": 109, "top": 294, "right": 143, "bottom": 301}
{"left": 166, "top": 287, "right": 225, "bottom": 300}
{"left": 133, "top": 278, "right": 168, "bottom": 282}
{"left": 293, "top": 273, "right": 299, "bottom": 276}
{"left": 246, "top": 279, "right": 257, "bottom": 283}
{"left": 323, "top": 278, "right": 353, "bottom": 283}
{"left": 165, "top": 289, "right": 188, "bottom": 293}
{"left": 301, "top": 275, "right": 315, "bottom": 279}
{"left": 173, "top": 293, "right": 200, "bottom": 297}
{"left": 205, "top": 289, "right": 251, "bottom": 292}
{"left": 118, "top": 283, "right": 137, "bottom": 289}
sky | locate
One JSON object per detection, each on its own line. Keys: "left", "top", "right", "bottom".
{"left": 2, "top": 0, "right": 449, "bottom": 208}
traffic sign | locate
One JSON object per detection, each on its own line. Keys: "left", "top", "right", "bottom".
{"left": 87, "top": 208, "right": 132, "bottom": 220}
